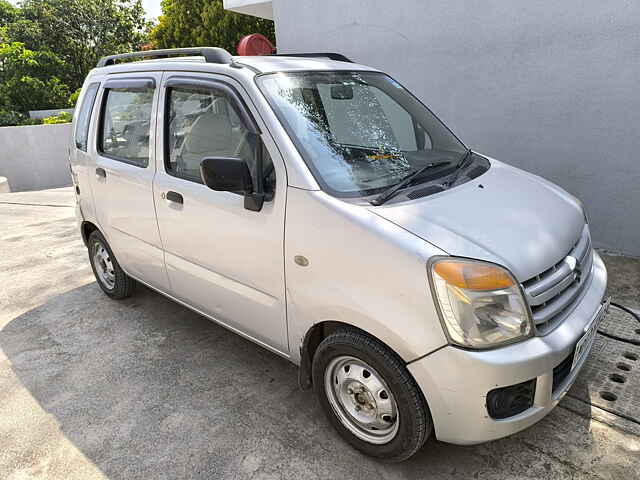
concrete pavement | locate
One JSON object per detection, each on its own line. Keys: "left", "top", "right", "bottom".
{"left": 1, "top": 188, "right": 639, "bottom": 479}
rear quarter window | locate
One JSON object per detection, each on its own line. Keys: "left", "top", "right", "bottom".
{"left": 74, "top": 82, "right": 100, "bottom": 152}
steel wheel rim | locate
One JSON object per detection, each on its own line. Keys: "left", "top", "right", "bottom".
{"left": 92, "top": 240, "right": 116, "bottom": 290}
{"left": 324, "top": 355, "right": 399, "bottom": 444}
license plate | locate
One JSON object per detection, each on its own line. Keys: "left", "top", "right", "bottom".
{"left": 572, "top": 297, "right": 610, "bottom": 371}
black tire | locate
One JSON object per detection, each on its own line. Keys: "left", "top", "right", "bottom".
{"left": 312, "top": 328, "right": 432, "bottom": 462}
{"left": 87, "top": 230, "right": 134, "bottom": 299}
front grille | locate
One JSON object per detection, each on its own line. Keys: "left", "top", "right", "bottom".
{"left": 552, "top": 350, "right": 575, "bottom": 392}
{"left": 522, "top": 225, "right": 593, "bottom": 334}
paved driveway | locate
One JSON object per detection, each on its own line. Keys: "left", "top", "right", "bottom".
{"left": 1, "top": 188, "right": 639, "bottom": 479}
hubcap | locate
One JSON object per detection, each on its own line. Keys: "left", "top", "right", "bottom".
{"left": 92, "top": 240, "right": 115, "bottom": 290}
{"left": 324, "top": 356, "right": 399, "bottom": 444}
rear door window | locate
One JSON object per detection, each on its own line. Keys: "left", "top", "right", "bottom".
{"left": 98, "top": 82, "right": 155, "bottom": 167}
{"left": 74, "top": 82, "right": 100, "bottom": 152}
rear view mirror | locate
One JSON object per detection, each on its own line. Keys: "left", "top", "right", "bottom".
{"left": 331, "top": 84, "right": 353, "bottom": 100}
{"left": 200, "top": 157, "right": 252, "bottom": 194}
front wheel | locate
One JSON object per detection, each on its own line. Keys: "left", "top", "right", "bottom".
{"left": 312, "top": 329, "right": 432, "bottom": 462}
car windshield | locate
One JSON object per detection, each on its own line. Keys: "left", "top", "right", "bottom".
{"left": 257, "top": 71, "right": 467, "bottom": 197}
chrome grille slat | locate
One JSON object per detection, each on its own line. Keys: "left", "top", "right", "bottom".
{"left": 526, "top": 270, "right": 576, "bottom": 306}
{"left": 532, "top": 271, "right": 587, "bottom": 324}
{"left": 522, "top": 225, "right": 593, "bottom": 334}
{"left": 526, "top": 260, "right": 572, "bottom": 298}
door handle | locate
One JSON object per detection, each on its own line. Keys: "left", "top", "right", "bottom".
{"left": 95, "top": 167, "right": 106, "bottom": 179}
{"left": 165, "top": 191, "right": 183, "bottom": 204}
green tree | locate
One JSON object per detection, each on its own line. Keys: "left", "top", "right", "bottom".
{"left": 150, "top": 0, "right": 275, "bottom": 54}
{"left": 0, "top": 0, "right": 19, "bottom": 42}
{"left": 0, "top": 0, "right": 18, "bottom": 24}
{"left": 4, "top": 18, "right": 44, "bottom": 50}
{"left": 0, "top": 42, "right": 69, "bottom": 113}
{"left": 0, "top": 0, "right": 151, "bottom": 125}
{"left": 18, "top": 0, "right": 151, "bottom": 87}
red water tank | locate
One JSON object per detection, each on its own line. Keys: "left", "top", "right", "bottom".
{"left": 237, "top": 33, "right": 275, "bottom": 56}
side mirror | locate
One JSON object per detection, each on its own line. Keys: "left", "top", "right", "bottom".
{"left": 200, "top": 157, "right": 264, "bottom": 211}
{"left": 200, "top": 157, "right": 252, "bottom": 193}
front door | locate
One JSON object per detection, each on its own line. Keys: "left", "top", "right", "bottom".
{"left": 153, "top": 73, "right": 288, "bottom": 354}
{"left": 90, "top": 72, "right": 169, "bottom": 291}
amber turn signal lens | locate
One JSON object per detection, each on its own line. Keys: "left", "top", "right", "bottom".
{"left": 433, "top": 261, "right": 515, "bottom": 291}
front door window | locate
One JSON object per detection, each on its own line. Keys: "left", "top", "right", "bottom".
{"left": 165, "top": 85, "right": 275, "bottom": 194}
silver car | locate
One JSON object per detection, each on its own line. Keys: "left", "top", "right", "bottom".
{"left": 69, "top": 47, "right": 608, "bottom": 461}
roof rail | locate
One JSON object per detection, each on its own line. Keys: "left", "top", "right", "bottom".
{"left": 97, "top": 47, "right": 232, "bottom": 68}
{"left": 271, "top": 52, "right": 353, "bottom": 63}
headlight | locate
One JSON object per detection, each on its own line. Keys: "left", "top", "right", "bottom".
{"left": 429, "top": 258, "right": 533, "bottom": 349}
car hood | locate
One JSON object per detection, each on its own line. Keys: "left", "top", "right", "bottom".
{"left": 370, "top": 158, "right": 585, "bottom": 281}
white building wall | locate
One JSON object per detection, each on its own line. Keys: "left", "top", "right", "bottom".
{"left": 0, "top": 124, "right": 72, "bottom": 192}
{"left": 223, "top": 0, "right": 273, "bottom": 19}
{"left": 267, "top": 0, "right": 640, "bottom": 257}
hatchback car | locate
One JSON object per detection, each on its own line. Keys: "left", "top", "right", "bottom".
{"left": 69, "top": 47, "right": 608, "bottom": 461}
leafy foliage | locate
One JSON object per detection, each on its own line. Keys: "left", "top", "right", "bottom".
{"left": 68, "top": 88, "right": 82, "bottom": 107}
{"left": 0, "top": 0, "right": 18, "bottom": 25}
{"left": 150, "top": 0, "right": 275, "bottom": 54}
{"left": 18, "top": 0, "right": 152, "bottom": 87}
{"left": 43, "top": 110, "right": 73, "bottom": 124}
{"left": 0, "top": 109, "right": 27, "bottom": 127}
{"left": 0, "top": 42, "right": 69, "bottom": 113}
{"left": 0, "top": 0, "right": 149, "bottom": 126}
{"left": 0, "top": 0, "right": 275, "bottom": 127}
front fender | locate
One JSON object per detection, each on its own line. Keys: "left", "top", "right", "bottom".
{"left": 285, "top": 188, "right": 448, "bottom": 366}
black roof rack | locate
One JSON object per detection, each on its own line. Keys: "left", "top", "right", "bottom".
{"left": 270, "top": 52, "right": 353, "bottom": 63}
{"left": 97, "top": 47, "right": 232, "bottom": 68}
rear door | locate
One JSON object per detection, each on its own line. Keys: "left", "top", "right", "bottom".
{"left": 90, "top": 72, "right": 169, "bottom": 291}
{"left": 153, "top": 73, "right": 288, "bottom": 354}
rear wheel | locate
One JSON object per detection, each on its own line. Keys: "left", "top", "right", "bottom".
{"left": 312, "top": 329, "right": 432, "bottom": 462}
{"left": 88, "top": 230, "right": 134, "bottom": 299}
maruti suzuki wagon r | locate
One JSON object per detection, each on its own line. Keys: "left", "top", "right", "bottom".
{"left": 69, "top": 47, "right": 608, "bottom": 461}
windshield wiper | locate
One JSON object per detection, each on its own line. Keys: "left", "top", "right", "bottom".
{"left": 445, "top": 148, "right": 473, "bottom": 188}
{"left": 370, "top": 161, "right": 449, "bottom": 206}
{"left": 338, "top": 143, "right": 379, "bottom": 150}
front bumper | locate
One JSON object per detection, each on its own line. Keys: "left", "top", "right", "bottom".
{"left": 409, "top": 251, "right": 608, "bottom": 445}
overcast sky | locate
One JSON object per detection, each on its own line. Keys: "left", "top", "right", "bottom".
{"left": 141, "top": 0, "right": 162, "bottom": 20}
{"left": 9, "top": 0, "right": 163, "bottom": 20}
